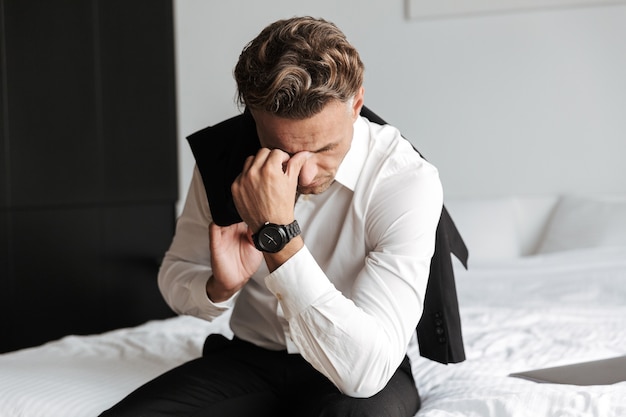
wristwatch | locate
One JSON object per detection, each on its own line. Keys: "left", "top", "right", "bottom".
{"left": 253, "top": 220, "right": 301, "bottom": 253}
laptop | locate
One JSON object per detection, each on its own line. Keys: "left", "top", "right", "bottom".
{"left": 509, "top": 355, "right": 626, "bottom": 385}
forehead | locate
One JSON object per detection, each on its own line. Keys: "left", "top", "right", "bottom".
{"left": 251, "top": 102, "right": 352, "bottom": 153}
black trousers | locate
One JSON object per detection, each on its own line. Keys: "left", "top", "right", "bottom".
{"left": 99, "top": 334, "right": 421, "bottom": 417}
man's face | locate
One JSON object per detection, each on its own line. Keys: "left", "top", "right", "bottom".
{"left": 251, "top": 88, "right": 364, "bottom": 195}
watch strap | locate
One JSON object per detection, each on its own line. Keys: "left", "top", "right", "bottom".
{"left": 284, "top": 220, "right": 301, "bottom": 240}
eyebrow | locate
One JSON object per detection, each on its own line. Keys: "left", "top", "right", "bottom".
{"left": 314, "top": 143, "right": 338, "bottom": 153}
{"left": 284, "top": 142, "right": 338, "bottom": 157}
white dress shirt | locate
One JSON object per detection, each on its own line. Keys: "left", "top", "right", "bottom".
{"left": 158, "top": 116, "right": 443, "bottom": 397}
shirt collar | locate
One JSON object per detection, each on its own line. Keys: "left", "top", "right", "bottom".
{"left": 333, "top": 116, "right": 369, "bottom": 192}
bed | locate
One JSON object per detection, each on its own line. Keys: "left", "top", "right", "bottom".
{"left": 1, "top": 194, "right": 625, "bottom": 416}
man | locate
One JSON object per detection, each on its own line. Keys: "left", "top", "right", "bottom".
{"left": 102, "top": 16, "right": 444, "bottom": 417}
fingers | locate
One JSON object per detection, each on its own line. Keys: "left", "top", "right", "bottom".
{"left": 232, "top": 148, "right": 309, "bottom": 228}
{"left": 242, "top": 148, "right": 302, "bottom": 178}
{"left": 241, "top": 154, "right": 255, "bottom": 173}
{"left": 240, "top": 149, "right": 280, "bottom": 177}
{"left": 285, "top": 151, "right": 311, "bottom": 177}
{"left": 265, "top": 149, "right": 291, "bottom": 174}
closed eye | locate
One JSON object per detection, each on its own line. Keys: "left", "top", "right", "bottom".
{"left": 282, "top": 143, "right": 338, "bottom": 157}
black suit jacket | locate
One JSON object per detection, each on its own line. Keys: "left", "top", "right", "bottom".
{"left": 187, "top": 106, "right": 469, "bottom": 364}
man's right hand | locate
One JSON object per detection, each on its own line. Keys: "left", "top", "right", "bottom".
{"left": 206, "top": 221, "right": 263, "bottom": 303}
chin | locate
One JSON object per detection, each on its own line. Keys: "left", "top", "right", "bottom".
{"left": 298, "top": 179, "right": 334, "bottom": 195}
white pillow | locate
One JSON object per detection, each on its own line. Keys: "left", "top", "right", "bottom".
{"left": 445, "top": 198, "right": 520, "bottom": 261}
{"left": 536, "top": 195, "right": 626, "bottom": 254}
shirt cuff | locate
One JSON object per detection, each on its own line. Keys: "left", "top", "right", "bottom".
{"left": 190, "top": 275, "right": 237, "bottom": 315}
{"left": 264, "top": 246, "right": 335, "bottom": 320}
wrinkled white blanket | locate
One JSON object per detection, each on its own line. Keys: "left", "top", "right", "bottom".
{"left": 412, "top": 247, "right": 626, "bottom": 417}
{"left": 1, "top": 247, "right": 625, "bottom": 417}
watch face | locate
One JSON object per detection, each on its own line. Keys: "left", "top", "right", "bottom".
{"left": 257, "top": 225, "right": 286, "bottom": 253}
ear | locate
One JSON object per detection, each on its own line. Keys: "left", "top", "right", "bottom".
{"left": 351, "top": 87, "right": 365, "bottom": 121}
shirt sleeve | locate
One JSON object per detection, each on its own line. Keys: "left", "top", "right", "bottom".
{"left": 265, "top": 160, "right": 443, "bottom": 398}
{"left": 158, "top": 166, "right": 237, "bottom": 321}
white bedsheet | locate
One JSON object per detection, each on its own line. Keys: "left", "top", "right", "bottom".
{"left": 411, "top": 247, "right": 626, "bottom": 417}
{"left": 1, "top": 247, "right": 625, "bottom": 417}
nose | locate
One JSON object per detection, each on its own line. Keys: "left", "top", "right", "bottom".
{"left": 298, "top": 158, "right": 318, "bottom": 186}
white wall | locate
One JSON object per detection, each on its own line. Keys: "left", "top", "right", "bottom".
{"left": 173, "top": 0, "right": 626, "bottom": 210}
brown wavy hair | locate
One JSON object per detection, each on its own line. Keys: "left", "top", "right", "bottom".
{"left": 234, "top": 17, "right": 364, "bottom": 119}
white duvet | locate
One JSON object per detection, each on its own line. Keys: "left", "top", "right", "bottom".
{"left": 1, "top": 247, "right": 625, "bottom": 417}
{"left": 411, "top": 247, "right": 626, "bottom": 417}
